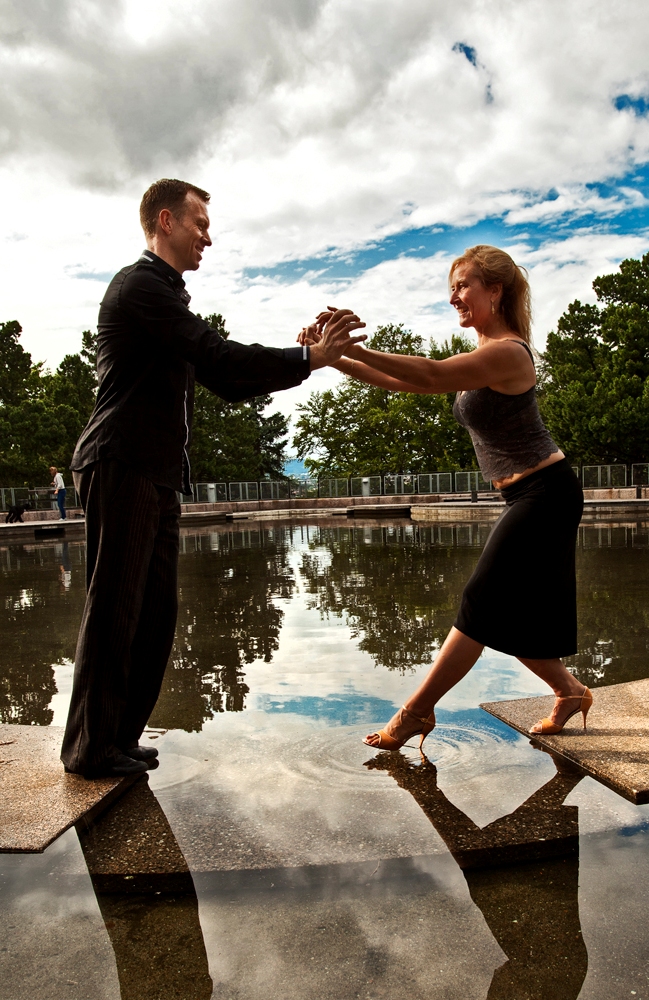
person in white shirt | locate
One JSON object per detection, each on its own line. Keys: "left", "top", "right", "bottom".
{"left": 49, "top": 466, "right": 66, "bottom": 520}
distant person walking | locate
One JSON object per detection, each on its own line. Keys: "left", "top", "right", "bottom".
{"left": 300, "top": 245, "right": 590, "bottom": 746}
{"left": 49, "top": 466, "right": 66, "bottom": 520}
{"left": 61, "top": 178, "right": 365, "bottom": 779}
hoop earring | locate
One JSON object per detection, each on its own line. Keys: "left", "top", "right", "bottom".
{"left": 491, "top": 301, "right": 495, "bottom": 315}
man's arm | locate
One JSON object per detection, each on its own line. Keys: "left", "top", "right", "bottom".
{"left": 120, "top": 270, "right": 364, "bottom": 400}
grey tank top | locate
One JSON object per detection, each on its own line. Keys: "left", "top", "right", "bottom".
{"left": 452, "top": 341, "right": 559, "bottom": 481}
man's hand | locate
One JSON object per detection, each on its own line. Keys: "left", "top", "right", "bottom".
{"left": 306, "top": 308, "right": 366, "bottom": 370}
{"left": 297, "top": 322, "right": 322, "bottom": 347}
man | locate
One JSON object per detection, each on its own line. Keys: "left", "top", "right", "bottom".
{"left": 49, "top": 466, "right": 66, "bottom": 519}
{"left": 61, "top": 178, "right": 365, "bottom": 778}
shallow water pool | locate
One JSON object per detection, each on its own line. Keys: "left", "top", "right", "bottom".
{"left": 1, "top": 517, "right": 649, "bottom": 999}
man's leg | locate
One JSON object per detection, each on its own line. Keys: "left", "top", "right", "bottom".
{"left": 61, "top": 461, "right": 163, "bottom": 774}
{"left": 116, "top": 486, "right": 180, "bottom": 750}
{"left": 58, "top": 488, "right": 67, "bottom": 519}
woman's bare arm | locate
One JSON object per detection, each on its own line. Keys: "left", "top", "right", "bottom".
{"left": 333, "top": 357, "right": 433, "bottom": 393}
{"left": 343, "top": 339, "right": 534, "bottom": 393}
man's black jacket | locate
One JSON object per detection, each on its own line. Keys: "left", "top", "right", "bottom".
{"left": 72, "top": 252, "right": 311, "bottom": 493}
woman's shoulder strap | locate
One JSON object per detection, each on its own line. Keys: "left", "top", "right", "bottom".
{"left": 505, "top": 339, "right": 534, "bottom": 362}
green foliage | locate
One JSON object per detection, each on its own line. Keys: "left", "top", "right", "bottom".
{"left": 539, "top": 253, "right": 649, "bottom": 464}
{"left": 0, "top": 321, "right": 33, "bottom": 405}
{"left": 292, "top": 324, "right": 476, "bottom": 476}
{"left": 0, "top": 325, "right": 98, "bottom": 485}
{"left": 189, "top": 313, "right": 289, "bottom": 482}
{"left": 0, "top": 313, "right": 289, "bottom": 487}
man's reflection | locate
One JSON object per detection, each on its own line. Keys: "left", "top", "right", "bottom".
{"left": 76, "top": 776, "right": 212, "bottom": 1000}
{"left": 366, "top": 749, "right": 588, "bottom": 1000}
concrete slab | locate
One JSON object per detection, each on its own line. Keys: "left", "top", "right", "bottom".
{"left": 481, "top": 678, "right": 649, "bottom": 804}
{"left": 346, "top": 503, "right": 411, "bottom": 517}
{"left": 0, "top": 725, "right": 138, "bottom": 853}
{"left": 0, "top": 518, "right": 86, "bottom": 543}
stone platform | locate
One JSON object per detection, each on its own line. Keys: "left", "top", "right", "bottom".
{"left": 481, "top": 678, "right": 649, "bottom": 804}
{"left": 0, "top": 725, "right": 139, "bottom": 852}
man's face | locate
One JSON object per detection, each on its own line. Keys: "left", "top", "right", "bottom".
{"left": 170, "top": 192, "right": 212, "bottom": 272}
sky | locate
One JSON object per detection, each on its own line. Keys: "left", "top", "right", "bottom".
{"left": 2, "top": 0, "right": 649, "bottom": 440}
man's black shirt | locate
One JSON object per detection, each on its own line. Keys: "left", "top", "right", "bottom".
{"left": 72, "top": 252, "right": 311, "bottom": 493}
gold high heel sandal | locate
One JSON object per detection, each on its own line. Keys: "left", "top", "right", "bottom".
{"left": 363, "top": 705, "right": 436, "bottom": 751}
{"left": 529, "top": 686, "right": 593, "bottom": 735}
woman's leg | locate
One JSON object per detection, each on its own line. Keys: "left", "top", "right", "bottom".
{"left": 365, "top": 628, "right": 483, "bottom": 745}
{"left": 405, "top": 628, "right": 484, "bottom": 715}
{"left": 517, "top": 657, "right": 585, "bottom": 698}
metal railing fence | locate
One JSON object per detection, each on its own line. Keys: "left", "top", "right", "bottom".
{"left": 582, "top": 464, "right": 627, "bottom": 489}
{"left": 2, "top": 463, "right": 644, "bottom": 513}
{"left": 350, "top": 476, "right": 382, "bottom": 497}
{"left": 228, "top": 482, "right": 259, "bottom": 502}
{"left": 416, "top": 473, "right": 454, "bottom": 493}
{"left": 317, "top": 478, "right": 349, "bottom": 498}
{"left": 0, "top": 486, "right": 80, "bottom": 513}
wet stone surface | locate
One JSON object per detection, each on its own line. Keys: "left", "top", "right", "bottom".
{"left": 482, "top": 677, "right": 649, "bottom": 803}
{"left": 0, "top": 724, "right": 136, "bottom": 852}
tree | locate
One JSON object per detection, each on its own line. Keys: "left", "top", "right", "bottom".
{"left": 0, "top": 325, "right": 97, "bottom": 485}
{"left": 539, "top": 253, "right": 649, "bottom": 464}
{"left": 0, "top": 321, "right": 33, "bottom": 405}
{"left": 188, "top": 313, "right": 289, "bottom": 482}
{"left": 0, "top": 311, "right": 292, "bottom": 487}
{"left": 292, "top": 324, "right": 476, "bottom": 476}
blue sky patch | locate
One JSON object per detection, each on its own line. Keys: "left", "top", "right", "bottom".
{"left": 614, "top": 94, "right": 649, "bottom": 116}
{"left": 257, "top": 693, "right": 519, "bottom": 741}
{"left": 242, "top": 165, "right": 649, "bottom": 289}
{"left": 453, "top": 42, "right": 478, "bottom": 67}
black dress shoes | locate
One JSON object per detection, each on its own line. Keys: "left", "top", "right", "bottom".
{"left": 122, "top": 745, "right": 159, "bottom": 762}
{"left": 65, "top": 752, "right": 149, "bottom": 778}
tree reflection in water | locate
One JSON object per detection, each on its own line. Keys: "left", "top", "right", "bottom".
{"left": 570, "top": 523, "right": 649, "bottom": 687}
{"left": 366, "top": 748, "right": 588, "bottom": 1000}
{"left": 301, "top": 521, "right": 649, "bottom": 687}
{"left": 2, "top": 520, "right": 649, "bottom": 730}
{"left": 149, "top": 527, "right": 295, "bottom": 731}
{"left": 0, "top": 540, "right": 86, "bottom": 724}
{"left": 300, "top": 523, "right": 491, "bottom": 672}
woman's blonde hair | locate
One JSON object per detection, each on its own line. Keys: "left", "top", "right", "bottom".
{"left": 449, "top": 244, "right": 533, "bottom": 346}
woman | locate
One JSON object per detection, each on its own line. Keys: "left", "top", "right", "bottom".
{"left": 300, "top": 245, "right": 591, "bottom": 747}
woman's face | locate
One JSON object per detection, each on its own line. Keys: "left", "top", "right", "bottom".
{"left": 449, "top": 263, "right": 495, "bottom": 330}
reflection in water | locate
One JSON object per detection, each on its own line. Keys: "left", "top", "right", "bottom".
{"left": 0, "top": 540, "right": 86, "bottom": 724}
{"left": 76, "top": 777, "right": 212, "bottom": 1000}
{"left": 150, "top": 528, "right": 295, "bottom": 731}
{"left": 571, "top": 525, "right": 649, "bottom": 686}
{"left": 300, "top": 523, "right": 491, "bottom": 672}
{"left": 59, "top": 541, "right": 72, "bottom": 591}
{"left": 366, "top": 750, "right": 588, "bottom": 999}
{"left": 2, "top": 520, "right": 649, "bottom": 729}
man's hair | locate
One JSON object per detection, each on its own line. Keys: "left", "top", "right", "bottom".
{"left": 139, "top": 179, "right": 211, "bottom": 237}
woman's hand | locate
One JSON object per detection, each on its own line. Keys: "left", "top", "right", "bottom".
{"left": 317, "top": 306, "right": 366, "bottom": 359}
{"left": 308, "top": 308, "right": 367, "bottom": 370}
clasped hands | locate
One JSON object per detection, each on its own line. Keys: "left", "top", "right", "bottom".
{"left": 298, "top": 306, "right": 366, "bottom": 371}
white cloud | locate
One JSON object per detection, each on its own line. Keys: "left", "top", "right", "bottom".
{"left": 1, "top": 0, "right": 649, "bottom": 425}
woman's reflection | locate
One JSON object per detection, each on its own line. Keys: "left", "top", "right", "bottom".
{"left": 76, "top": 777, "right": 212, "bottom": 1000}
{"left": 365, "top": 749, "right": 588, "bottom": 1000}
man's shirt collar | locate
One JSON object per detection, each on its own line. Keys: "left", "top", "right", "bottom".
{"left": 139, "top": 250, "right": 191, "bottom": 305}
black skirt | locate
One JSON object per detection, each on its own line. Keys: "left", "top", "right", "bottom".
{"left": 454, "top": 459, "right": 583, "bottom": 659}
